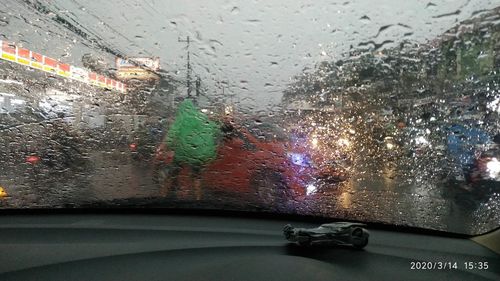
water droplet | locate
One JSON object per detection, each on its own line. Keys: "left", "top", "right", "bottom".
{"left": 360, "top": 15, "right": 371, "bottom": 24}
{"left": 426, "top": 2, "right": 437, "bottom": 9}
{"left": 230, "top": 7, "right": 240, "bottom": 15}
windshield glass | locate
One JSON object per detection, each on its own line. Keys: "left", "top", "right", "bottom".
{"left": 0, "top": 0, "right": 499, "bottom": 235}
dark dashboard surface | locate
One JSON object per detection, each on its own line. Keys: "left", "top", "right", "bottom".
{"left": 0, "top": 214, "right": 498, "bottom": 281}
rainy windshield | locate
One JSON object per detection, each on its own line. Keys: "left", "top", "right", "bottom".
{"left": 0, "top": 0, "right": 499, "bottom": 235}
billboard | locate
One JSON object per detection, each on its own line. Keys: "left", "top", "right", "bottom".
{"left": 115, "top": 57, "right": 160, "bottom": 81}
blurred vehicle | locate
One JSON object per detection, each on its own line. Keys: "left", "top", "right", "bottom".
{"left": 287, "top": 139, "right": 350, "bottom": 185}
{"left": 153, "top": 122, "right": 311, "bottom": 204}
{"left": 446, "top": 124, "right": 490, "bottom": 184}
{"left": 287, "top": 122, "right": 352, "bottom": 186}
{"left": 469, "top": 139, "right": 500, "bottom": 182}
{"left": 472, "top": 155, "right": 500, "bottom": 182}
{"left": 128, "top": 125, "right": 161, "bottom": 162}
{"left": 283, "top": 222, "right": 369, "bottom": 248}
{"left": 23, "top": 120, "right": 90, "bottom": 175}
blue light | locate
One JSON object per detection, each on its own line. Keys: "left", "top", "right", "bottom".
{"left": 289, "top": 153, "right": 311, "bottom": 167}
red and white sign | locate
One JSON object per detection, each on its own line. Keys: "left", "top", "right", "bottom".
{"left": 0, "top": 40, "right": 126, "bottom": 92}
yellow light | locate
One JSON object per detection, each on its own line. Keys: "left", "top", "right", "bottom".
{"left": 311, "top": 137, "right": 318, "bottom": 148}
{"left": 339, "top": 191, "right": 352, "bottom": 209}
{"left": 386, "top": 142, "right": 394, "bottom": 150}
{"left": 338, "top": 138, "right": 350, "bottom": 147}
{"left": 224, "top": 105, "right": 234, "bottom": 115}
{"left": 0, "top": 186, "right": 8, "bottom": 198}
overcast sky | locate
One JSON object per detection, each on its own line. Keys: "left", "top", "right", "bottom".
{"left": 1, "top": 0, "right": 499, "bottom": 111}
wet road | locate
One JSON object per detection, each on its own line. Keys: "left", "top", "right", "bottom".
{"left": 0, "top": 146, "right": 498, "bottom": 235}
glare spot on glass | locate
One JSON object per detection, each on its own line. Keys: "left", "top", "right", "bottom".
{"left": 386, "top": 142, "right": 395, "bottom": 150}
{"left": 306, "top": 183, "right": 317, "bottom": 195}
{"left": 415, "top": 136, "right": 428, "bottom": 145}
{"left": 487, "top": 96, "right": 500, "bottom": 113}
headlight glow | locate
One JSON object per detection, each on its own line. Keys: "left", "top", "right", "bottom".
{"left": 415, "top": 136, "right": 428, "bottom": 145}
{"left": 486, "top": 158, "right": 500, "bottom": 179}
{"left": 311, "top": 137, "right": 318, "bottom": 148}
{"left": 338, "top": 138, "right": 350, "bottom": 147}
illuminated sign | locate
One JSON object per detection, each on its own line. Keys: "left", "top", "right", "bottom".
{"left": 115, "top": 57, "right": 160, "bottom": 81}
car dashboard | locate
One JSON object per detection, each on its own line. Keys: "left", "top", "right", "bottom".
{"left": 0, "top": 213, "right": 498, "bottom": 281}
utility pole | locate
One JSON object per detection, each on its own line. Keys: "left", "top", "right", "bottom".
{"left": 218, "top": 82, "right": 234, "bottom": 104}
{"left": 178, "top": 36, "right": 191, "bottom": 97}
{"left": 195, "top": 76, "right": 201, "bottom": 97}
{"left": 216, "top": 80, "right": 229, "bottom": 114}
{"left": 216, "top": 80, "right": 226, "bottom": 98}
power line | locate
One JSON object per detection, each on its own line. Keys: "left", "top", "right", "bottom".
{"left": 178, "top": 37, "right": 241, "bottom": 100}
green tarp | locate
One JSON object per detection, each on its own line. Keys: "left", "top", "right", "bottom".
{"left": 165, "top": 99, "right": 220, "bottom": 166}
